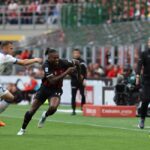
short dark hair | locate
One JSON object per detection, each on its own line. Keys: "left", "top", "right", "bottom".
{"left": 73, "top": 48, "right": 81, "bottom": 53}
{"left": 1, "top": 41, "right": 13, "bottom": 48}
{"left": 45, "top": 48, "right": 57, "bottom": 55}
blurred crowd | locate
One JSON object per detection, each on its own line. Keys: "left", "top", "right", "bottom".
{"left": 0, "top": 0, "right": 150, "bottom": 25}
{"left": 87, "top": 63, "right": 123, "bottom": 79}
{"left": 86, "top": 45, "right": 139, "bottom": 79}
{"left": 13, "top": 46, "right": 138, "bottom": 79}
{"left": 107, "top": 0, "right": 150, "bottom": 23}
{"left": 0, "top": 44, "right": 139, "bottom": 103}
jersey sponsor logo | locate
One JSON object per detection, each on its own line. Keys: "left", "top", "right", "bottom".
{"left": 45, "top": 67, "right": 49, "bottom": 72}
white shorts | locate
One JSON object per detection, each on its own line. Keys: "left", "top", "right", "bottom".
{"left": 0, "top": 85, "right": 9, "bottom": 98}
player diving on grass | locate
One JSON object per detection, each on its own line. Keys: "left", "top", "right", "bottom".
{"left": 17, "top": 48, "right": 81, "bottom": 135}
{"left": 0, "top": 41, "right": 42, "bottom": 127}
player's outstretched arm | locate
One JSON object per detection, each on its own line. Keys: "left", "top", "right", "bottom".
{"left": 16, "top": 58, "right": 42, "bottom": 66}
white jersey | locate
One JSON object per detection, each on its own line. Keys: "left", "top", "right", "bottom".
{"left": 0, "top": 52, "right": 17, "bottom": 75}
{"left": 0, "top": 52, "right": 18, "bottom": 97}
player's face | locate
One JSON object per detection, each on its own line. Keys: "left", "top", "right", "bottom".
{"left": 48, "top": 52, "right": 59, "bottom": 65}
{"left": 5, "top": 44, "right": 14, "bottom": 55}
{"left": 72, "top": 50, "right": 80, "bottom": 59}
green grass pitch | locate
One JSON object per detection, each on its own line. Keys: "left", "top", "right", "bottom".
{"left": 0, "top": 105, "right": 150, "bottom": 150}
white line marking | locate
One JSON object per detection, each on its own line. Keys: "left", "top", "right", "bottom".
{"left": 1, "top": 114, "right": 149, "bottom": 133}
{"left": 5, "top": 107, "right": 82, "bottom": 113}
{"left": 57, "top": 109, "right": 82, "bottom": 113}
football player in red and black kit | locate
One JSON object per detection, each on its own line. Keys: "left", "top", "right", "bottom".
{"left": 17, "top": 48, "right": 80, "bottom": 135}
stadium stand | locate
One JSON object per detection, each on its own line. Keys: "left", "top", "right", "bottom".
{"left": 0, "top": 0, "right": 150, "bottom": 77}
{"left": 0, "top": 0, "right": 150, "bottom": 26}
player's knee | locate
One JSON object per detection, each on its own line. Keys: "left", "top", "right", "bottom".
{"left": 1, "top": 94, "right": 15, "bottom": 103}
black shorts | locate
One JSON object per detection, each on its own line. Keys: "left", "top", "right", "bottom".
{"left": 34, "top": 85, "right": 63, "bottom": 103}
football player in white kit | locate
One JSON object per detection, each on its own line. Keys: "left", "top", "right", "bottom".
{"left": 0, "top": 41, "right": 42, "bottom": 127}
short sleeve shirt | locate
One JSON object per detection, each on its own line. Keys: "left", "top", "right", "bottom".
{"left": 0, "top": 52, "right": 18, "bottom": 74}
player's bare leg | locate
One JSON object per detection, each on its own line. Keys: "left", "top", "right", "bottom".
{"left": 38, "top": 97, "right": 60, "bottom": 128}
{"left": 0, "top": 91, "right": 14, "bottom": 113}
{"left": 0, "top": 88, "right": 18, "bottom": 127}
{"left": 17, "top": 99, "right": 42, "bottom": 135}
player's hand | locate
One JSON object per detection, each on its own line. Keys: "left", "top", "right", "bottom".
{"left": 35, "top": 58, "right": 43, "bottom": 64}
{"left": 66, "top": 66, "right": 76, "bottom": 74}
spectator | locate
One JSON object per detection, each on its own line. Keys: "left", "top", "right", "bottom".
{"left": 92, "top": 63, "right": 105, "bottom": 78}
{"left": 107, "top": 65, "right": 122, "bottom": 78}
{"left": 147, "top": 5, "right": 150, "bottom": 21}
{"left": 147, "top": 0, "right": 150, "bottom": 6}
{"left": 8, "top": 0, "right": 18, "bottom": 11}
{"left": 129, "top": 1, "right": 134, "bottom": 21}
{"left": 20, "top": 49, "right": 30, "bottom": 59}
{"left": 28, "top": 1, "right": 37, "bottom": 13}
{"left": 135, "top": 3, "right": 141, "bottom": 20}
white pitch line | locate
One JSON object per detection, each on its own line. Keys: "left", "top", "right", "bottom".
{"left": 5, "top": 107, "right": 82, "bottom": 113}
{"left": 57, "top": 109, "right": 82, "bottom": 113}
{"left": 1, "top": 114, "right": 149, "bottom": 133}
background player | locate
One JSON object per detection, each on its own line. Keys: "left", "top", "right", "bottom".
{"left": 70, "top": 48, "right": 87, "bottom": 115}
{"left": 136, "top": 38, "right": 150, "bottom": 129}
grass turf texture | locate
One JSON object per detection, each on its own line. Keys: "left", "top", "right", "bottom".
{"left": 0, "top": 105, "right": 150, "bottom": 150}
